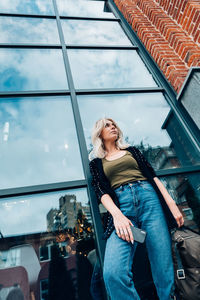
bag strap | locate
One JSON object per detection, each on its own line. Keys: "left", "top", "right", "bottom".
{"left": 174, "top": 242, "right": 185, "bottom": 280}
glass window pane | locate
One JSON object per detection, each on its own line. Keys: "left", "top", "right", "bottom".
{"left": 0, "top": 0, "right": 54, "bottom": 15}
{"left": 0, "top": 49, "right": 68, "bottom": 91}
{"left": 78, "top": 93, "right": 200, "bottom": 170}
{"left": 0, "top": 17, "right": 60, "bottom": 44}
{"left": 61, "top": 19, "right": 131, "bottom": 46}
{"left": 0, "top": 96, "right": 84, "bottom": 189}
{"left": 0, "top": 189, "right": 105, "bottom": 299}
{"left": 68, "top": 49, "right": 157, "bottom": 89}
{"left": 161, "top": 173, "right": 200, "bottom": 232}
{"left": 57, "top": 0, "right": 115, "bottom": 18}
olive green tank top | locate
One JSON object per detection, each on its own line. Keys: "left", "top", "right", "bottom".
{"left": 102, "top": 151, "right": 147, "bottom": 189}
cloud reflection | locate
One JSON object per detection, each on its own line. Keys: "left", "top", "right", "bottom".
{"left": 68, "top": 49, "right": 157, "bottom": 89}
{"left": 61, "top": 19, "right": 131, "bottom": 46}
{"left": 57, "top": 0, "right": 115, "bottom": 18}
{"left": 0, "top": 0, "right": 54, "bottom": 15}
{"left": 77, "top": 93, "right": 171, "bottom": 149}
{"left": 0, "top": 96, "right": 84, "bottom": 189}
{"left": 0, "top": 49, "right": 68, "bottom": 91}
{"left": 0, "top": 17, "right": 60, "bottom": 44}
{"left": 0, "top": 188, "right": 88, "bottom": 236}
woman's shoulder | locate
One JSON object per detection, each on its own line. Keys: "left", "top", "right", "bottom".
{"left": 89, "top": 157, "right": 102, "bottom": 168}
{"left": 126, "top": 145, "right": 138, "bottom": 152}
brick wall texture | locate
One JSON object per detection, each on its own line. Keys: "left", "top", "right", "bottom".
{"left": 114, "top": 0, "right": 200, "bottom": 93}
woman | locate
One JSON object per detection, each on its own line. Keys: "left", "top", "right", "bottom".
{"left": 89, "top": 118, "right": 184, "bottom": 300}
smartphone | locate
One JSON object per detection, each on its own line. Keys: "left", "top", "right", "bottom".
{"left": 130, "top": 226, "right": 147, "bottom": 243}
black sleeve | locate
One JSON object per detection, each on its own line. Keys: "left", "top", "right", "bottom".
{"left": 133, "top": 147, "right": 157, "bottom": 178}
{"left": 89, "top": 159, "right": 108, "bottom": 204}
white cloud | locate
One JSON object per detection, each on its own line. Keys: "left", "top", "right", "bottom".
{"left": 57, "top": 0, "right": 114, "bottom": 18}
{"left": 68, "top": 49, "right": 157, "bottom": 89}
{"left": 62, "top": 20, "right": 131, "bottom": 46}
{"left": 0, "top": 49, "right": 68, "bottom": 91}
{"left": 0, "top": 17, "right": 59, "bottom": 44}
{"left": 0, "top": 96, "right": 84, "bottom": 189}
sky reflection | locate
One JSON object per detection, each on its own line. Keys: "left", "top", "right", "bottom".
{"left": 0, "top": 17, "right": 60, "bottom": 44}
{"left": 0, "top": 49, "right": 68, "bottom": 91}
{"left": 61, "top": 19, "right": 131, "bottom": 46}
{"left": 78, "top": 93, "right": 171, "bottom": 158}
{"left": 0, "top": 188, "right": 88, "bottom": 236}
{"left": 57, "top": 0, "right": 115, "bottom": 18}
{"left": 0, "top": 0, "right": 54, "bottom": 15}
{"left": 0, "top": 96, "right": 84, "bottom": 189}
{"left": 68, "top": 49, "right": 157, "bottom": 89}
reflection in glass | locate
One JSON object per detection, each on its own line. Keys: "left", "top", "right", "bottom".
{"left": 0, "top": 49, "right": 68, "bottom": 91}
{"left": 0, "top": 189, "right": 102, "bottom": 299}
{"left": 0, "top": 96, "right": 84, "bottom": 189}
{"left": 61, "top": 19, "right": 131, "bottom": 46}
{"left": 78, "top": 93, "right": 199, "bottom": 170}
{"left": 0, "top": 17, "right": 60, "bottom": 44}
{"left": 68, "top": 49, "right": 157, "bottom": 89}
{"left": 0, "top": 0, "right": 54, "bottom": 15}
{"left": 161, "top": 173, "right": 200, "bottom": 232}
{"left": 57, "top": 0, "right": 114, "bottom": 18}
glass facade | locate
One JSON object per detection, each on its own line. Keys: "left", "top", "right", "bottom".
{"left": 0, "top": 0, "right": 199, "bottom": 299}
{"left": 0, "top": 49, "right": 68, "bottom": 91}
{"left": 0, "top": 96, "right": 84, "bottom": 189}
{"left": 68, "top": 49, "right": 157, "bottom": 89}
{"left": 0, "top": 17, "right": 59, "bottom": 44}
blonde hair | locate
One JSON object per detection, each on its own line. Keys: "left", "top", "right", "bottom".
{"left": 89, "top": 118, "right": 130, "bottom": 160}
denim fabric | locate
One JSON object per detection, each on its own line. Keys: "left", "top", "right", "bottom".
{"left": 90, "top": 260, "right": 104, "bottom": 300}
{"left": 103, "top": 180, "right": 174, "bottom": 300}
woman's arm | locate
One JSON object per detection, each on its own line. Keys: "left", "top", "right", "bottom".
{"left": 89, "top": 160, "right": 134, "bottom": 243}
{"left": 153, "top": 177, "right": 184, "bottom": 227}
{"left": 101, "top": 194, "right": 134, "bottom": 244}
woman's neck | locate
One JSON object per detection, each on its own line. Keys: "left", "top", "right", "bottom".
{"left": 104, "top": 141, "right": 119, "bottom": 154}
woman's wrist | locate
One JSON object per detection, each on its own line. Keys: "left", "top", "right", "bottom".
{"left": 111, "top": 208, "right": 123, "bottom": 218}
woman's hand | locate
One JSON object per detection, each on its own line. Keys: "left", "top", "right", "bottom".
{"left": 113, "top": 211, "right": 134, "bottom": 243}
{"left": 167, "top": 201, "right": 184, "bottom": 227}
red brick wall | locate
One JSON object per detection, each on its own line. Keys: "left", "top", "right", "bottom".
{"left": 114, "top": 0, "right": 200, "bottom": 93}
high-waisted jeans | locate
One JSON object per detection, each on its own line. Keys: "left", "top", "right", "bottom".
{"left": 103, "top": 180, "right": 174, "bottom": 300}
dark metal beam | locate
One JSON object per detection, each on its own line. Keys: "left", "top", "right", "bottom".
{"left": 76, "top": 87, "right": 164, "bottom": 95}
{"left": 0, "top": 44, "right": 61, "bottom": 49}
{"left": 0, "top": 180, "right": 87, "bottom": 199}
{"left": 0, "top": 90, "right": 70, "bottom": 98}
{"left": 60, "top": 16, "right": 118, "bottom": 21}
{"left": 156, "top": 165, "right": 200, "bottom": 177}
{"left": 52, "top": 0, "right": 106, "bottom": 270}
{"left": 0, "top": 13, "right": 55, "bottom": 18}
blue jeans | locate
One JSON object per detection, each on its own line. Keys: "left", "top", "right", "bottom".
{"left": 103, "top": 180, "right": 174, "bottom": 300}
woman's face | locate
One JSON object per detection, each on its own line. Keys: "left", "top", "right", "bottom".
{"left": 100, "top": 120, "right": 118, "bottom": 143}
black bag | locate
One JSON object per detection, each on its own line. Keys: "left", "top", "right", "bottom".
{"left": 171, "top": 226, "right": 200, "bottom": 300}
